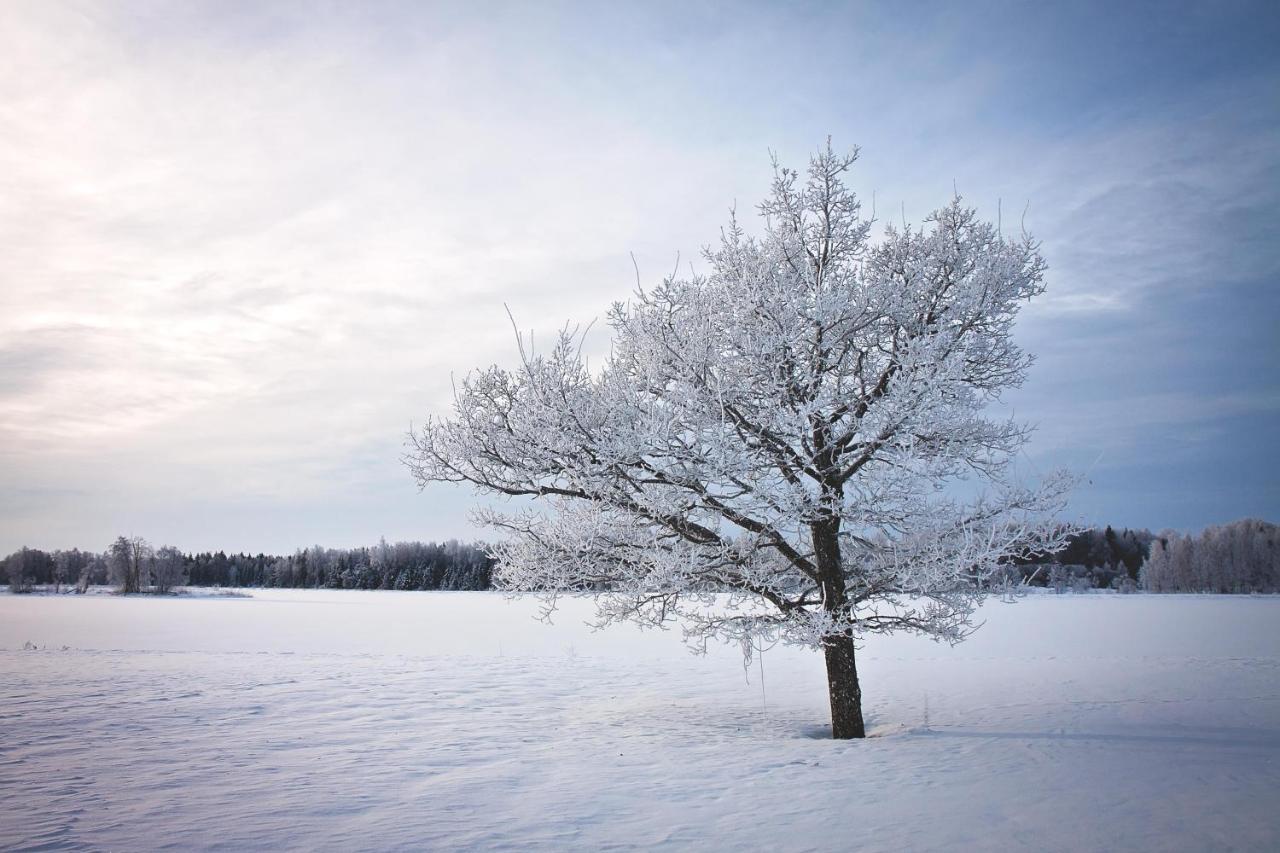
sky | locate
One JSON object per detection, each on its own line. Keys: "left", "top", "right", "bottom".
{"left": 1, "top": 0, "right": 1277, "bottom": 554}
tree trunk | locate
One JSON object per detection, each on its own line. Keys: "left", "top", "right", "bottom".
{"left": 823, "top": 632, "right": 866, "bottom": 739}
{"left": 811, "top": 512, "right": 865, "bottom": 739}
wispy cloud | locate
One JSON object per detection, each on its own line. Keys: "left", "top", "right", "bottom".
{"left": 1, "top": 1, "right": 1276, "bottom": 550}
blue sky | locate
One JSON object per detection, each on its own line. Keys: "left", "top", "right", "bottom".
{"left": 1, "top": 0, "right": 1277, "bottom": 553}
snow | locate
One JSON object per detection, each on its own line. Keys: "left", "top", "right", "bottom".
{"left": 2, "top": 591, "right": 1278, "bottom": 851}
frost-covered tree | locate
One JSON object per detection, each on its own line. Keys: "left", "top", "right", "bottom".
{"left": 1168, "top": 534, "right": 1195, "bottom": 591}
{"left": 3, "top": 547, "right": 38, "bottom": 593}
{"left": 1141, "top": 520, "right": 1278, "bottom": 593}
{"left": 1140, "top": 536, "right": 1170, "bottom": 592}
{"left": 75, "top": 557, "right": 94, "bottom": 593}
{"left": 108, "top": 536, "right": 152, "bottom": 594}
{"left": 52, "top": 549, "right": 85, "bottom": 594}
{"left": 407, "top": 144, "right": 1071, "bottom": 738}
{"left": 371, "top": 537, "right": 394, "bottom": 590}
{"left": 150, "top": 546, "right": 187, "bottom": 594}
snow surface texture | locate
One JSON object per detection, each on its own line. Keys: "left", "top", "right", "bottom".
{"left": 1, "top": 591, "right": 1277, "bottom": 852}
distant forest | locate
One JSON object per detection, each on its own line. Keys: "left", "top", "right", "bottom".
{"left": 1, "top": 538, "right": 492, "bottom": 594}
{"left": 1008, "top": 519, "right": 1278, "bottom": 593}
{"left": 2, "top": 519, "right": 1277, "bottom": 595}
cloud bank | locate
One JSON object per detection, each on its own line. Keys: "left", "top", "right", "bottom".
{"left": 1, "top": 1, "right": 1276, "bottom": 551}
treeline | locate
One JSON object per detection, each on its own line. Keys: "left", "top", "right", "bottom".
{"left": 1010, "top": 520, "right": 1280, "bottom": 593}
{"left": 1139, "top": 519, "right": 1279, "bottom": 593}
{"left": 5, "top": 521, "right": 1278, "bottom": 595}
{"left": 1011, "top": 525, "right": 1154, "bottom": 591}
{"left": 1, "top": 537, "right": 494, "bottom": 593}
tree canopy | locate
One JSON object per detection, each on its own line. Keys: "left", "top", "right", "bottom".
{"left": 407, "top": 143, "right": 1071, "bottom": 737}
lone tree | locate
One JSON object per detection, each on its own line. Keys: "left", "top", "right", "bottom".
{"left": 407, "top": 144, "right": 1070, "bottom": 738}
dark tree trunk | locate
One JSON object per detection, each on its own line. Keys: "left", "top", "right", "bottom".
{"left": 812, "top": 515, "right": 866, "bottom": 739}
{"left": 823, "top": 632, "right": 865, "bottom": 739}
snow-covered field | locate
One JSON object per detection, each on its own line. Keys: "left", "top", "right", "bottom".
{"left": 1, "top": 591, "right": 1277, "bottom": 852}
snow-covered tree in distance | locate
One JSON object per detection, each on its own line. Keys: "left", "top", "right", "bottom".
{"left": 108, "top": 535, "right": 152, "bottom": 595}
{"left": 406, "top": 143, "right": 1073, "bottom": 739}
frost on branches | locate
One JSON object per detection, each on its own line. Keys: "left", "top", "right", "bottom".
{"left": 406, "top": 144, "right": 1072, "bottom": 738}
